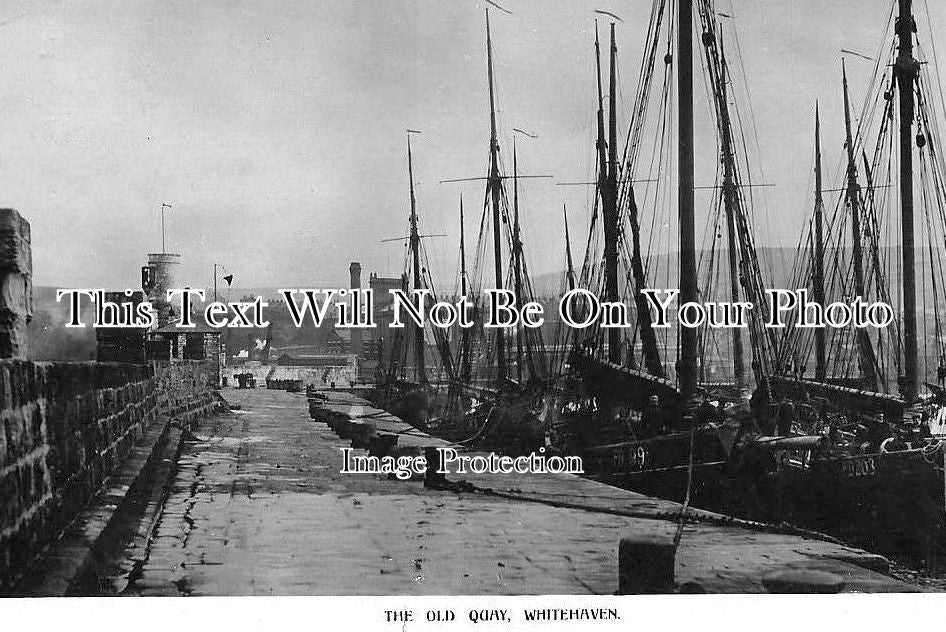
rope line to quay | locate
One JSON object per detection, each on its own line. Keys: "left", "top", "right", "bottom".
{"left": 431, "top": 477, "right": 846, "bottom": 546}
{"left": 303, "top": 397, "right": 848, "bottom": 546}
{"left": 673, "top": 426, "right": 697, "bottom": 550}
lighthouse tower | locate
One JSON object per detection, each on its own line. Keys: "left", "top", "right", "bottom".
{"left": 142, "top": 252, "right": 181, "bottom": 328}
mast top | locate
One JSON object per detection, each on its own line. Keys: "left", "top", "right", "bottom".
{"left": 814, "top": 100, "right": 822, "bottom": 197}
{"left": 486, "top": 9, "right": 499, "bottom": 150}
{"left": 407, "top": 133, "right": 418, "bottom": 222}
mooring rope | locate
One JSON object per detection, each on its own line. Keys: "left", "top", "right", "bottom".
{"left": 673, "top": 425, "right": 697, "bottom": 549}
{"left": 452, "top": 477, "right": 845, "bottom": 546}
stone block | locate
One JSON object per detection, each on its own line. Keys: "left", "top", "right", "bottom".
{"left": 0, "top": 210, "right": 31, "bottom": 360}
{"left": 617, "top": 535, "right": 676, "bottom": 594}
{"left": 0, "top": 364, "right": 10, "bottom": 411}
{"left": 368, "top": 433, "right": 398, "bottom": 458}
{"left": 0, "top": 418, "right": 6, "bottom": 470}
{"left": 349, "top": 420, "right": 376, "bottom": 449}
{"left": 0, "top": 471, "right": 17, "bottom": 524}
{"left": 29, "top": 403, "right": 44, "bottom": 447}
{"left": 336, "top": 418, "right": 353, "bottom": 439}
{"left": 4, "top": 411, "right": 28, "bottom": 459}
{"left": 0, "top": 209, "right": 31, "bottom": 275}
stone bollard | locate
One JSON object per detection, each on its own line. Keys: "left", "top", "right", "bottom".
{"left": 336, "top": 417, "right": 353, "bottom": 439}
{"left": 0, "top": 209, "right": 32, "bottom": 359}
{"left": 617, "top": 535, "right": 676, "bottom": 594}
{"left": 424, "top": 446, "right": 445, "bottom": 488}
{"left": 369, "top": 433, "right": 398, "bottom": 458}
{"left": 326, "top": 412, "right": 341, "bottom": 431}
{"left": 349, "top": 420, "right": 376, "bottom": 449}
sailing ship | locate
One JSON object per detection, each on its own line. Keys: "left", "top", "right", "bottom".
{"left": 370, "top": 0, "right": 946, "bottom": 569}
{"left": 372, "top": 136, "right": 434, "bottom": 423}
{"left": 767, "top": 0, "right": 946, "bottom": 566}
{"left": 551, "top": 0, "right": 802, "bottom": 512}
{"left": 374, "top": 12, "right": 553, "bottom": 456}
{"left": 558, "top": 0, "right": 946, "bottom": 568}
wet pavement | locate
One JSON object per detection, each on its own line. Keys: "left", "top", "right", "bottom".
{"left": 127, "top": 388, "right": 632, "bottom": 595}
{"left": 123, "top": 387, "right": 919, "bottom": 596}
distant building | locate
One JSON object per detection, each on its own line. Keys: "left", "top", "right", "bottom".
{"left": 228, "top": 360, "right": 270, "bottom": 389}
{"left": 95, "top": 290, "right": 147, "bottom": 363}
{"left": 95, "top": 252, "right": 224, "bottom": 387}
{"left": 370, "top": 272, "right": 403, "bottom": 314}
{"left": 147, "top": 319, "right": 222, "bottom": 386}
{"left": 322, "top": 329, "right": 350, "bottom": 355}
{"left": 365, "top": 272, "right": 405, "bottom": 370}
{"left": 265, "top": 353, "right": 357, "bottom": 390}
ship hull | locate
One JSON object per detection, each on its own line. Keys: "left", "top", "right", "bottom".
{"left": 773, "top": 447, "right": 946, "bottom": 566}
{"left": 574, "top": 423, "right": 754, "bottom": 510}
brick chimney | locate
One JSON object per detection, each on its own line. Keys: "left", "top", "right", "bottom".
{"left": 349, "top": 262, "right": 363, "bottom": 359}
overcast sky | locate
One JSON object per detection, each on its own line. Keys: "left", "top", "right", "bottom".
{"left": 1, "top": 0, "right": 942, "bottom": 291}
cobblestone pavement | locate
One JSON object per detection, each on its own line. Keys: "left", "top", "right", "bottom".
{"left": 128, "top": 388, "right": 634, "bottom": 596}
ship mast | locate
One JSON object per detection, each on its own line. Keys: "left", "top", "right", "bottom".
{"left": 407, "top": 134, "right": 427, "bottom": 385}
{"left": 512, "top": 137, "right": 525, "bottom": 383}
{"left": 486, "top": 10, "right": 507, "bottom": 384}
{"left": 596, "top": 23, "right": 622, "bottom": 365}
{"left": 628, "top": 173, "right": 663, "bottom": 376}
{"left": 460, "top": 195, "right": 468, "bottom": 298}
{"left": 562, "top": 202, "right": 577, "bottom": 379}
{"left": 716, "top": 36, "right": 748, "bottom": 393}
{"left": 563, "top": 204, "right": 576, "bottom": 293}
{"left": 608, "top": 24, "right": 622, "bottom": 365}
{"left": 459, "top": 195, "right": 472, "bottom": 385}
{"left": 678, "top": 0, "right": 698, "bottom": 407}
{"left": 897, "top": 0, "right": 918, "bottom": 402}
{"left": 813, "top": 103, "right": 827, "bottom": 382}
{"left": 842, "top": 61, "right": 878, "bottom": 391}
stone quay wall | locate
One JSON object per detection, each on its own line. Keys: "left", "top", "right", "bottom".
{"left": 0, "top": 359, "right": 222, "bottom": 589}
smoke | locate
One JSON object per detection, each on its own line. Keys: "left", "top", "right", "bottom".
{"left": 28, "top": 287, "right": 95, "bottom": 361}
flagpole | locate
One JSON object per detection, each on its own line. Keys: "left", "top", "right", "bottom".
{"left": 214, "top": 263, "right": 217, "bottom": 303}
{"left": 160, "top": 203, "right": 172, "bottom": 254}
